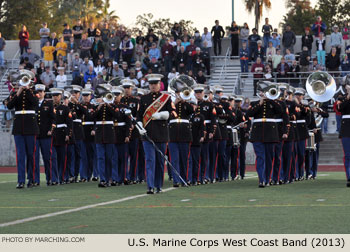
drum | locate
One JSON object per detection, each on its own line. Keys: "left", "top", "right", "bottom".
{"left": 306, "top": 132, "right": 316, "bottom": 151}
{"left": 232, "top": 129, "right": 240, "bottom": 148}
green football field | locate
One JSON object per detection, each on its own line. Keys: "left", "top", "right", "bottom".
{"left": 0, "top": 172, "right": 349, "bottom": 234}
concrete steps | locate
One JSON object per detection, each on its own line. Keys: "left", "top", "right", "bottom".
{"left": 318, "top": 134, "right": 343, "bottom": 165}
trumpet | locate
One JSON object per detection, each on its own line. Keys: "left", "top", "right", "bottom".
{"left": 18, "top": 69, "right": 35, "bottom": 87}
{"left": 103, "top": 92, "right": 115, "bottom": 104}
{"left": 179, "top": 87, "right": 193, "bottom": 101}
{"left": 265, "top": 84, "right": 280, "bottom": 100}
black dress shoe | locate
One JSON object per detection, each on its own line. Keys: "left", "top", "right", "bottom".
{"left": 124, "top": 180, "right": 130, "bottom": 185}
{"left": 79, "top": 178, "right": 87, "bottom": 183}
{"left": 146, "top": 188, "right": 154, "bottom": 194}
{"left": 16, "top": 183, "right": 24, "bottom": 189}
{"left": 46, "top": 182, "right": 52, "bottom": 186}
{"left": 111, "top": 181, "right": 117, "bottom": 186}
{"left": 51, "top": 182, "right": 58, "bottom": 186}
{"left": 27, "top": 183, "right": 34, "bottom": 188}
{"left": 347, "top": 180, "right": 350, "bottom": 187}
{"left": 173, "top": 183, "right": 179, "bottom": 188}
{"left": 33, "top": 182, "right": 40, "bottom": 187}
{"left": 117, "top": 182, "right": 122, "bottom": 186}
{"left": 98, "top": 182, "right": 107, "bottom": 188}
{"left": 156, "top": 188, "right": 162, "bottom": 193}
{"left": 92, "top": 177, "right": 98, "bottom": 181}
{"left": 258, "top": 183, "right": 265, "bottom": 188}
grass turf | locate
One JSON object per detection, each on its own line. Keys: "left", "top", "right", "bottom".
{"left": 0, "top": 172, "right": 349, "bottom": 234}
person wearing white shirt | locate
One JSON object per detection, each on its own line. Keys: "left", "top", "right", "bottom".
{"left": 167, "top": 68, "right": 179, "bottom": 85}
{"left": 56, "top": 67, "right": 67, "bottom": 88}
{"left": 202, "top": 27, "right": 212, "bottom": 48}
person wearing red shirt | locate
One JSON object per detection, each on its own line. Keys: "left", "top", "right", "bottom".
{"left": 251, "top": 57, "right": 265, "bottom": 96}
{"left": 18, "top": 25, "right": 29, "bottom": 55}
{"left": 161, "top": 38, "right": 174, "bottom": 73}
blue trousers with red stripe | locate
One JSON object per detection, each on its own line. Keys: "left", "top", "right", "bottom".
{"left": 208, "top": 140, "right": 219, "bottom": 181}
{"left": 199, "top": 142, "right": 209, "bottom": 183}
{"left": 272, "top": 141, "right": 283, "bottom": 182}
{"left": 253, "top": 142, "right": 275, "bottom": 184}
{"left": 224, "top": 144, "right": 232, "bottom": 179}
{"left": 239, "top": 141, "right": 247, "bottom": 178}
{"left": 127, "top": 139, "right": 139, "bottom": 182}
{"left": 14, "top": 135, "right": 36, "bottom": 184}
{"left": 114, "top": 143, "right": 128, "bottom": 183}
{"left": 34, "top": 137, "right": 53, "bottom": 183}
{"left": 310, "top": 143, "right": 320, "bottom": 178}
{"left": 137, "top": 139, "right": 145, "bottom": 181}
{"left": 216, "top": 140, "right": 227, "bottom": 180}
{"left": 168, "top": 142, "right": 190, "bottom": 185}
{"left": 67, "top": 144, "right": 75, "bottom": 179}
{"left": 51, "top": 145, "right": 66, "bottom": 183}
{"left": 82, "top": 141, "right": 96, "bottom": 180}
{"left": 341, "top": 137, "right": 350, "bottom": 180}
{"left": 281, "top": 141, "right": 293, "bottom": 182}
{"left": 230, "top": 146, "right": 239, "bottom": 179}
{"left": 296, "top": 140, "right": 306, "bottom": 179}
{"left": 96, "top": 143, "right": 114, "bottom": 183}
{"left": 189, "top": 145, "right": 201, "bottom": 183}
{"left": 73, "top": 140, "right": 83, "bottom": 179}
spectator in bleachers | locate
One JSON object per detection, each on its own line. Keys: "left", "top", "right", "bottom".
{"left": 22, "top": 57, "right": 34, "bottom": 70}
{"left": 79, "top": 56, "right": 93, "bottom": 76}
{"left": 40, "top": 66, "right": 55, "bottom": 89}
{"left": 262, "top": 18, "right": 273, "bottom": 50}
{"left": 171, "top": 23, "right": 182, "bottom": 41}
{"left": 264, "top": 64, "right": 273, "bottom": 81}
{"left": 136, "top": 30, "right": 144, "bottom": 44}
{"left": 251, "top": 57, "right": 265, "bottom": 96}
{"left": 127, "top": 69, "right": 140, "bottom": 86}
{"left": 167, "top": 67, "right": 179, "bottom": 85}
{"left": 300, "top": 46, "right": 311, "bottom": 73}
{"left": 56, "top": 36, "right": 67, "bottom": 61}
{"left": 62, "top": 23, "right": 73, "bottom": 43}
{"left": 18, "top": 25, "right": 29, "bottom": 55}
{"left": 254, "top": 40, "right": 265, "bottom": 62}
{"left": 284, "top": 48, "right": 295, "bottom": 66}
{"left": 242, "top": 97, "right": 250, "bottom": 111}
{"left": 316, "top": 32, "right": 326, "bottom": 66}
{"left": 112, "top": 63, "right": 124, "bottom": 78}
{"left": 248, "top": 28, "right": 260, "bottom": 61}
{"left": 194, "top": 31, "right": 202, "bottom": 48}
{"left": 192, "top": 47, "right": 204, "bottom": 74}
{"left": 48, "top": 32, "right": 58, "bottom": 60}
{"left": 211, "top": 20, "right": 225, "bottom": 56}
{"left": 94, "top": 58, "right": 105, "bottom": 74}
{"left": 162, "top": 38, "right": 173, "bottom": 73}
{"left": 289, "top": 60, "right": 300, "bottom": 87}
{"left": 240, "top": 23, "right": 250, "bottom": 45}
{"left": 5, "top": 75, "right": 13, "bottom": 92}
{"left": 181, "top": 29, "right": 191, "bottom": 42}
{"left": 301, "top": 27, "right": 313, "bottom": 55}
{"left": 202, "top": 41, "right": 211, "bottom": 76}
{"left": 186, "top": 39, "right": 197, "bottom": 70}
{"left": 341, "top": 54, "right": 350, "bottom": 77}
{"left": 101, "top": 69, "right": 110, "bottom": 82}
{"left": 39, "top": 22, "right": 50, "bottom": 57}
{"left": 276, "top": 57, "right": 289, "bottom": 83}
{"left": 72, "top": 53, "right": 82, "bottom": 80}
{"left": 92, "top": 72, "right": 104, "bottom": 88}
{"left": 87, "top": 22, "right": 97, "bottom": 43}
{"left": 20, "top": 47, "right": 39, "bottom": 66}
{"left": 36, "top": 62, "right": 46, "bottom": 81}
{"left": 91, "top": 36, "right": 104, "bottom": 63}
{"left": 169, "top": 36, "right": 176, "bottom": 46}
{"left": 202, "top": 27, "right": 212, "bottom": 49}
{"left": 148, "top": 42, "right": 161, "bottom": 61}
{"left": 159, "top": 34, "right": 167, "bottom": 48}
{"left": 100, "top": 23, "right": 110, "bottom": 56}
{"left": 196, "top": 69, "right": 206, "bottom": 84}
{"left": 229, "top": 21, "right": 239, "bottom": 57}
{"left": 181, "top": 36, "right": 190, "bottom": 50}
{"left": 122, "top": 61, "right": 131, "bottom": 77}
{"left": 120, "top": 34, "right": 133, "bottom": 66}
{"left": 84, "top": 65, "right": 97, "bottom": 84}
{"left": 73, "top": 19, "right": 84, "bottom": 45}
{"left": 269, "top": 31, "right": 280, "bottom": 49}
{"left": 326, "top": 47, "right": 341, "bottom": 75}
{"left": 265, "top": 41, "right": 276, "bottom": 58}
{"left": 312, "top": 16, "right": 327, "bottom": 38}
{"left": 342, "top": 21, "right": 350, "bottom": 49}
{"left": 42, "top": 41, "right": 55, "bottom": 69}
{"left": 67, "top": 37, "right": 78, "bottom": 70}
{"left": 173, "top": 39, "right": 182, "bottom": 58}
{"left": 272, "top": 48, "right": 282, "bottom": 71}
{"left": 105, "top": 60, "right": 113, "bottom": 78}
{"left": 53, "top": 55, "right": 67, "bottom": 76}
{"left": 56, "top": 67, "right": 67, "bottom": 88}
{"left": 146, "top": 29, "right": 159, "bottom": 44}
{"left": 176, "top": 46, "right": 187, "bottom": 74}
{"left": 147, "top": 58, "right": 161, "bottom": 74}
{"left": 135, "top": 38, "right": 144, "bottom": 62}
{"left": 97, "top": 52, "right": 107, "bottom": 67}
{"left": 239, "top": 41, "right": 249, "bottom": 73}
{"left": 330, "top": 25, "right": 343, "bottom": 55}
{"left": 108, "top": 32, "right": 121, "bottom": 63}
{"left": 282, "top": 24, "right": 296, "bottom": 54}
{"left": 80, "top": 33, "right": 92, "bottom": 59}
{"left": 309, "top": 57, "right": 323, "bottom": 72}
{"left": 134, "top": 61, "right": 143, "bottom": 80}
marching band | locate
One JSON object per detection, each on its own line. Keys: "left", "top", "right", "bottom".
{"left": 6, "top": 69, "right": 350, "bottom": 192}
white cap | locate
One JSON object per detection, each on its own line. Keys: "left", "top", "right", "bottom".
{"left": 49, "top": 88, "right": 64, "bottom": 95}
{"left": 294, "top": 88, "right": 306, "bottom": 95}
{"left": 111, "top": 86, "right": 124, "bottom": 95}
{"left": 71, "top": 85, "right": 82, "bottom": 93}
{"left": 81, "top": 88, "right": 93, "bottom": 96}
{"left": 121, "top": 79, "right": 135, "bottom": 88}
{"left": 35, "top": 84, "right": 45, "bottom": 91}
{"left": 146, "top": 74, "right": 164, "bottom": 84}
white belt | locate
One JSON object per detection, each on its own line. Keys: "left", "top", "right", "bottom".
{"left": 296, "top": 120, "right": 306, "bottom": 123}
{"left": 15, "top": 110, "right": 36, "bottom": 115}
{"left": 275, "top": 119, "right": 283, "bottom": 123}
{"left": 169, "top": 119, "right": 190, "bottom": 124}
{"left": 82, "top": 122, "right": 94, "bottom": 125}
{"left": 227, "top": 126, "right": 232, "bottom": 129}
{"left": 291, "top": 121, "right": 297, "bottom": 124}
{"left": 253, "top": 118, "right": 276, "bottom": 123}
{"left": 56, "top": 124, "right": 67, "bottom": 128}
{"left": 96, "top": 121, "right": 114, "bottom": 125}
{"left": 204, "top": 120, "right": 211, "bottom": 124}
{"left": 114, "top": 122, "right": 126, "bottom": 126}
{"left": 73, "top": 119, "right": 82, "bottom": 123}
{"left": 342, "top": 115, "right": 350, "bottom": 119}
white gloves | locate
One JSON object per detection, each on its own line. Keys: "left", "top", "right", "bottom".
{"left": 152, "top": 111, "right": 169, "bottom": 120}
{"left": 136, "top": 121, "right": 147, "bottom": 136}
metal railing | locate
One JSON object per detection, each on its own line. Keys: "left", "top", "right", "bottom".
{"left": 0, "top": 49, "right": 20, "bottom": 101}
{"left": 217, "top": 47, "right": 231, "bottom": 85}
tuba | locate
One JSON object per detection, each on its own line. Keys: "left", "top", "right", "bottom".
{"left": 306, "top": 71, "right": 336, "bottom": 102}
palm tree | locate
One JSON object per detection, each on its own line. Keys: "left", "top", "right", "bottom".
{"left": 244, "top": 0, "right": 272, "bottom": 30}
{"left": 97, "top": 0, "right": 119, "bottom": 25}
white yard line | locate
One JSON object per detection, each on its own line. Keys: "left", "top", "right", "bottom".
{"left": 0, "top": 180, "right": 16, "bottom": 184}
{"left": 0, "top": 187, "right": 176, "bottom": 228}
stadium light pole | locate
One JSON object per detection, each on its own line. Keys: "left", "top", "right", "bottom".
{"left": 232, "top": 0, "right": 234, "bottom": 22}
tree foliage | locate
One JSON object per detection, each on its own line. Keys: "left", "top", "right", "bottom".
{"left": 244, "top": 0, "right": 272, "bottom": 30}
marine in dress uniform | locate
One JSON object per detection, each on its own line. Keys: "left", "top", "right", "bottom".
{"left": 67, "top": 85, "right": 88, "bottom": 182}
{"left": 136, "top": 74, "right": 175, "bottom": 194}
{"left": 337, "top": 86, "right": 350, "bottom": 187}
{"left": 188, "top": 96, "right": 205, "bottom": 185}
{"left": 120, "top": 80, "right": 140, "bottom": 184}
{"left": 193, "top": 85, "right": 216, "bottom": 184}
{"left": 111, "top": 86, "right": 132, "bottom": 186}
{"left": 7, "top": 71, "right": 39, "bottom": 188}
{"left": 168, "top": 88, "right": 194, "bottom": 187}
{"left": 34, "top": 84, "right": 55, "bottom": 186}
{"left": 50, "top": 89, "right": 72, "bottom": 185}
{"left": 209, "top": 90, "right": 221, "bottom": 183}
{"left": 136, "top": 88, "right": 147, "bottom": 183}
{"left": 93, "top": 90, "right": 119, "bottom": 187}
{"left": 247, "top": 83, "right": 282, "bottom": 187}
{"left": 80, "top": 89, "right": 98, "bottom": 181}
{"left": 294, "top": 88, "right": 311, "bottom": 181}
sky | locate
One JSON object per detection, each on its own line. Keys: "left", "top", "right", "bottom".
{"left": 110, "top": 0, "right": 317, "bottom": 33}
